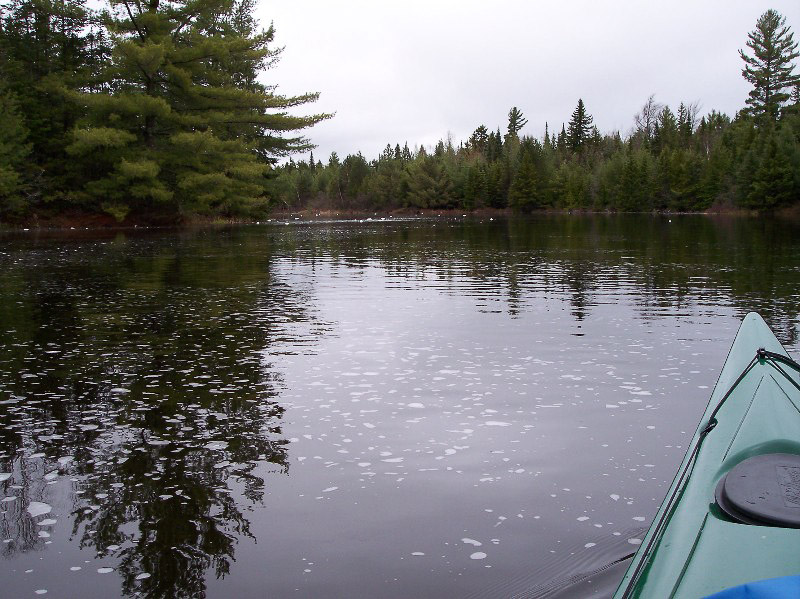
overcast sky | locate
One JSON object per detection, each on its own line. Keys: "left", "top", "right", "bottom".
{"left": 256, "top": 1, "right": 800, "bottom": 162}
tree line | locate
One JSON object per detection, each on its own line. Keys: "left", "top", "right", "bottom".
{"left": 274, "top": 10, "right": 800, "bottom": 214}
{"left": 0, "top": 6, "right": 798, "bottom": 223}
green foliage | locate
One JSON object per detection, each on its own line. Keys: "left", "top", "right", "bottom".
{"left": 0, "top": 0, "right": 328, "bottom": 221}
{"left": 0, "top": 79, "right": 31, "bottom": 215}
{"left": 405, "top": 154, "right": 455, "bottom": 209}
{"left": 0, "top": 0, "right": 108, "bottom": 207}
{"left": 567, "top": 99, "right": 594, "bottom": 152}
{"left": 740, "top": 9, "right": 800, "bottom": 121}
{"left": 507, "top": 107, "right": 527, "bottom": 138}
{"left": 739, "top": 122, "right": 799, "bottom": 209}
{"left": 64, "top": 0, "right": 330, "bottom": 219}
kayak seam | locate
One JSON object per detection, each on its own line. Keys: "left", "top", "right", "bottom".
{"left": 721, "top": 375, "right": 763, "bottom": 462}
{"left": 668, "top": 512, "right": 709, "bottom": 599}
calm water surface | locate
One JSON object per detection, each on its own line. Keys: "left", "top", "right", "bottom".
{"left": 1, "top": 215, "right": 799, "bottom": 598}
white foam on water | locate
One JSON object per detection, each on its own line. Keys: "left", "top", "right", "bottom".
{"left": 204, "top": 441, "right": 228, "bottom": 450}
{"left": 470, "top": 552, "right": 487, "bottom": 560}
{"left": 407, "top": 403, "right": 425, "bottom": 409}
{"left": 321, "top": 487, "right": 338, "bottom": 493}
{"left": 27, "top": 502, "right": 52, "bottom": 517}
{"left": 484, "top": 421, "right": 511, "bottom": 427}
{"left": 461, "top": 538, "right": 482, "bottom": 546}
{"left": 97, "top": 567, "right": 114, "bottom": 574}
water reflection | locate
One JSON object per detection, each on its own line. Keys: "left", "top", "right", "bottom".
{"left": 0, "top": 215, "right": 799, "bottom": 597}
{"left": 0, "top": 228, "right": 327, "bottom": 597}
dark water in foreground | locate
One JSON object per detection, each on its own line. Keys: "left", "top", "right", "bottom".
{"left": 1, "top": 215, "right": 799, "bottom": 598}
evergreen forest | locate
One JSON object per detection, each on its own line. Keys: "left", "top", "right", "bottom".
{"left": 1, "top": 4, "right": 799, "bottom": 224}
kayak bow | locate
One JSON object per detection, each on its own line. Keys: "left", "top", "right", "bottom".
{"left": 614, "top": 312, "right": 800, "bottom": 598}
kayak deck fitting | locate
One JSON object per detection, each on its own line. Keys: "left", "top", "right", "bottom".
{"left": 613, "top": 313, "right": 800, "bottom": 599}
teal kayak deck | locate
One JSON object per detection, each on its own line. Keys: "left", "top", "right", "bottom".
{"left": 614, "top": 313, "right": 800, "bottom": 598}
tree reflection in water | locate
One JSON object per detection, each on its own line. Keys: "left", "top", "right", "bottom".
{"left": 0, "top": 228, "right": 329, "bottom": 597}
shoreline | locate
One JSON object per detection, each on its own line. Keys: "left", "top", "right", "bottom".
{"left": 1, "top": 205, "right": 793, "bottom": 232}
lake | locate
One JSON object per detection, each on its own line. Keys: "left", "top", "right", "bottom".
{"left": 1, "top": 214, "right": 799, "bottom": 598}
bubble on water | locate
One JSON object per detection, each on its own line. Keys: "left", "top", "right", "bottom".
{"left": 411, "top": 552, "right": 425, "bottom": 556}
{"left": 585, "top": 543, "right": 596, "bottom": 548}
{"left": 628, "top": 538, "right": 642, "bottom": 545}
{"left": 97, "top": 567, "right": 114, "bottom": 574}
{"left": 470, "top": 552, "right": 487, "bottom": 560}
{"left": 204, "top": 441, "right": 228, "bottom": 451}
{"left": 484, "top": 421, "right": 511, "bottom": 427}
{"left": 407, "top": 403, "right": 425, "bottom": 409}
{"left": 321, "top": 487, "right": 338, "bottom": 493}
{"left": 462, "top": 538, "right": 482, "bottom": 546}
{"left": 27, "top": 502, "right": 52, "bottom": 517}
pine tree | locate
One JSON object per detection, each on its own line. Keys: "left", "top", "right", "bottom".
{"left": 67, "top": 0, "right": 330, "bottom": 220}
{"left": 468, "top": 125, "right": 489, "bottom": 155}
{"left": 557, "top": 124, "right": 567, "bottom": 153}
{"left": 487, "top": 128, "right": 503, "bottom": 162}
{"left": 567, "top": 99, "right": 594, "bottom": 152}
{"left": 740, "top": 9, "right": 800, "bottom": 121}
{"left": 507, "top": 107, "right": 527, "bottom": 138}
{"left": 653, "top": 106, "right": 678, "bottom": 153}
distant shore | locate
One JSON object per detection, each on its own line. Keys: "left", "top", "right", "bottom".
{"left": 3, "top": 204, "right": 798, "bottom": 232}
